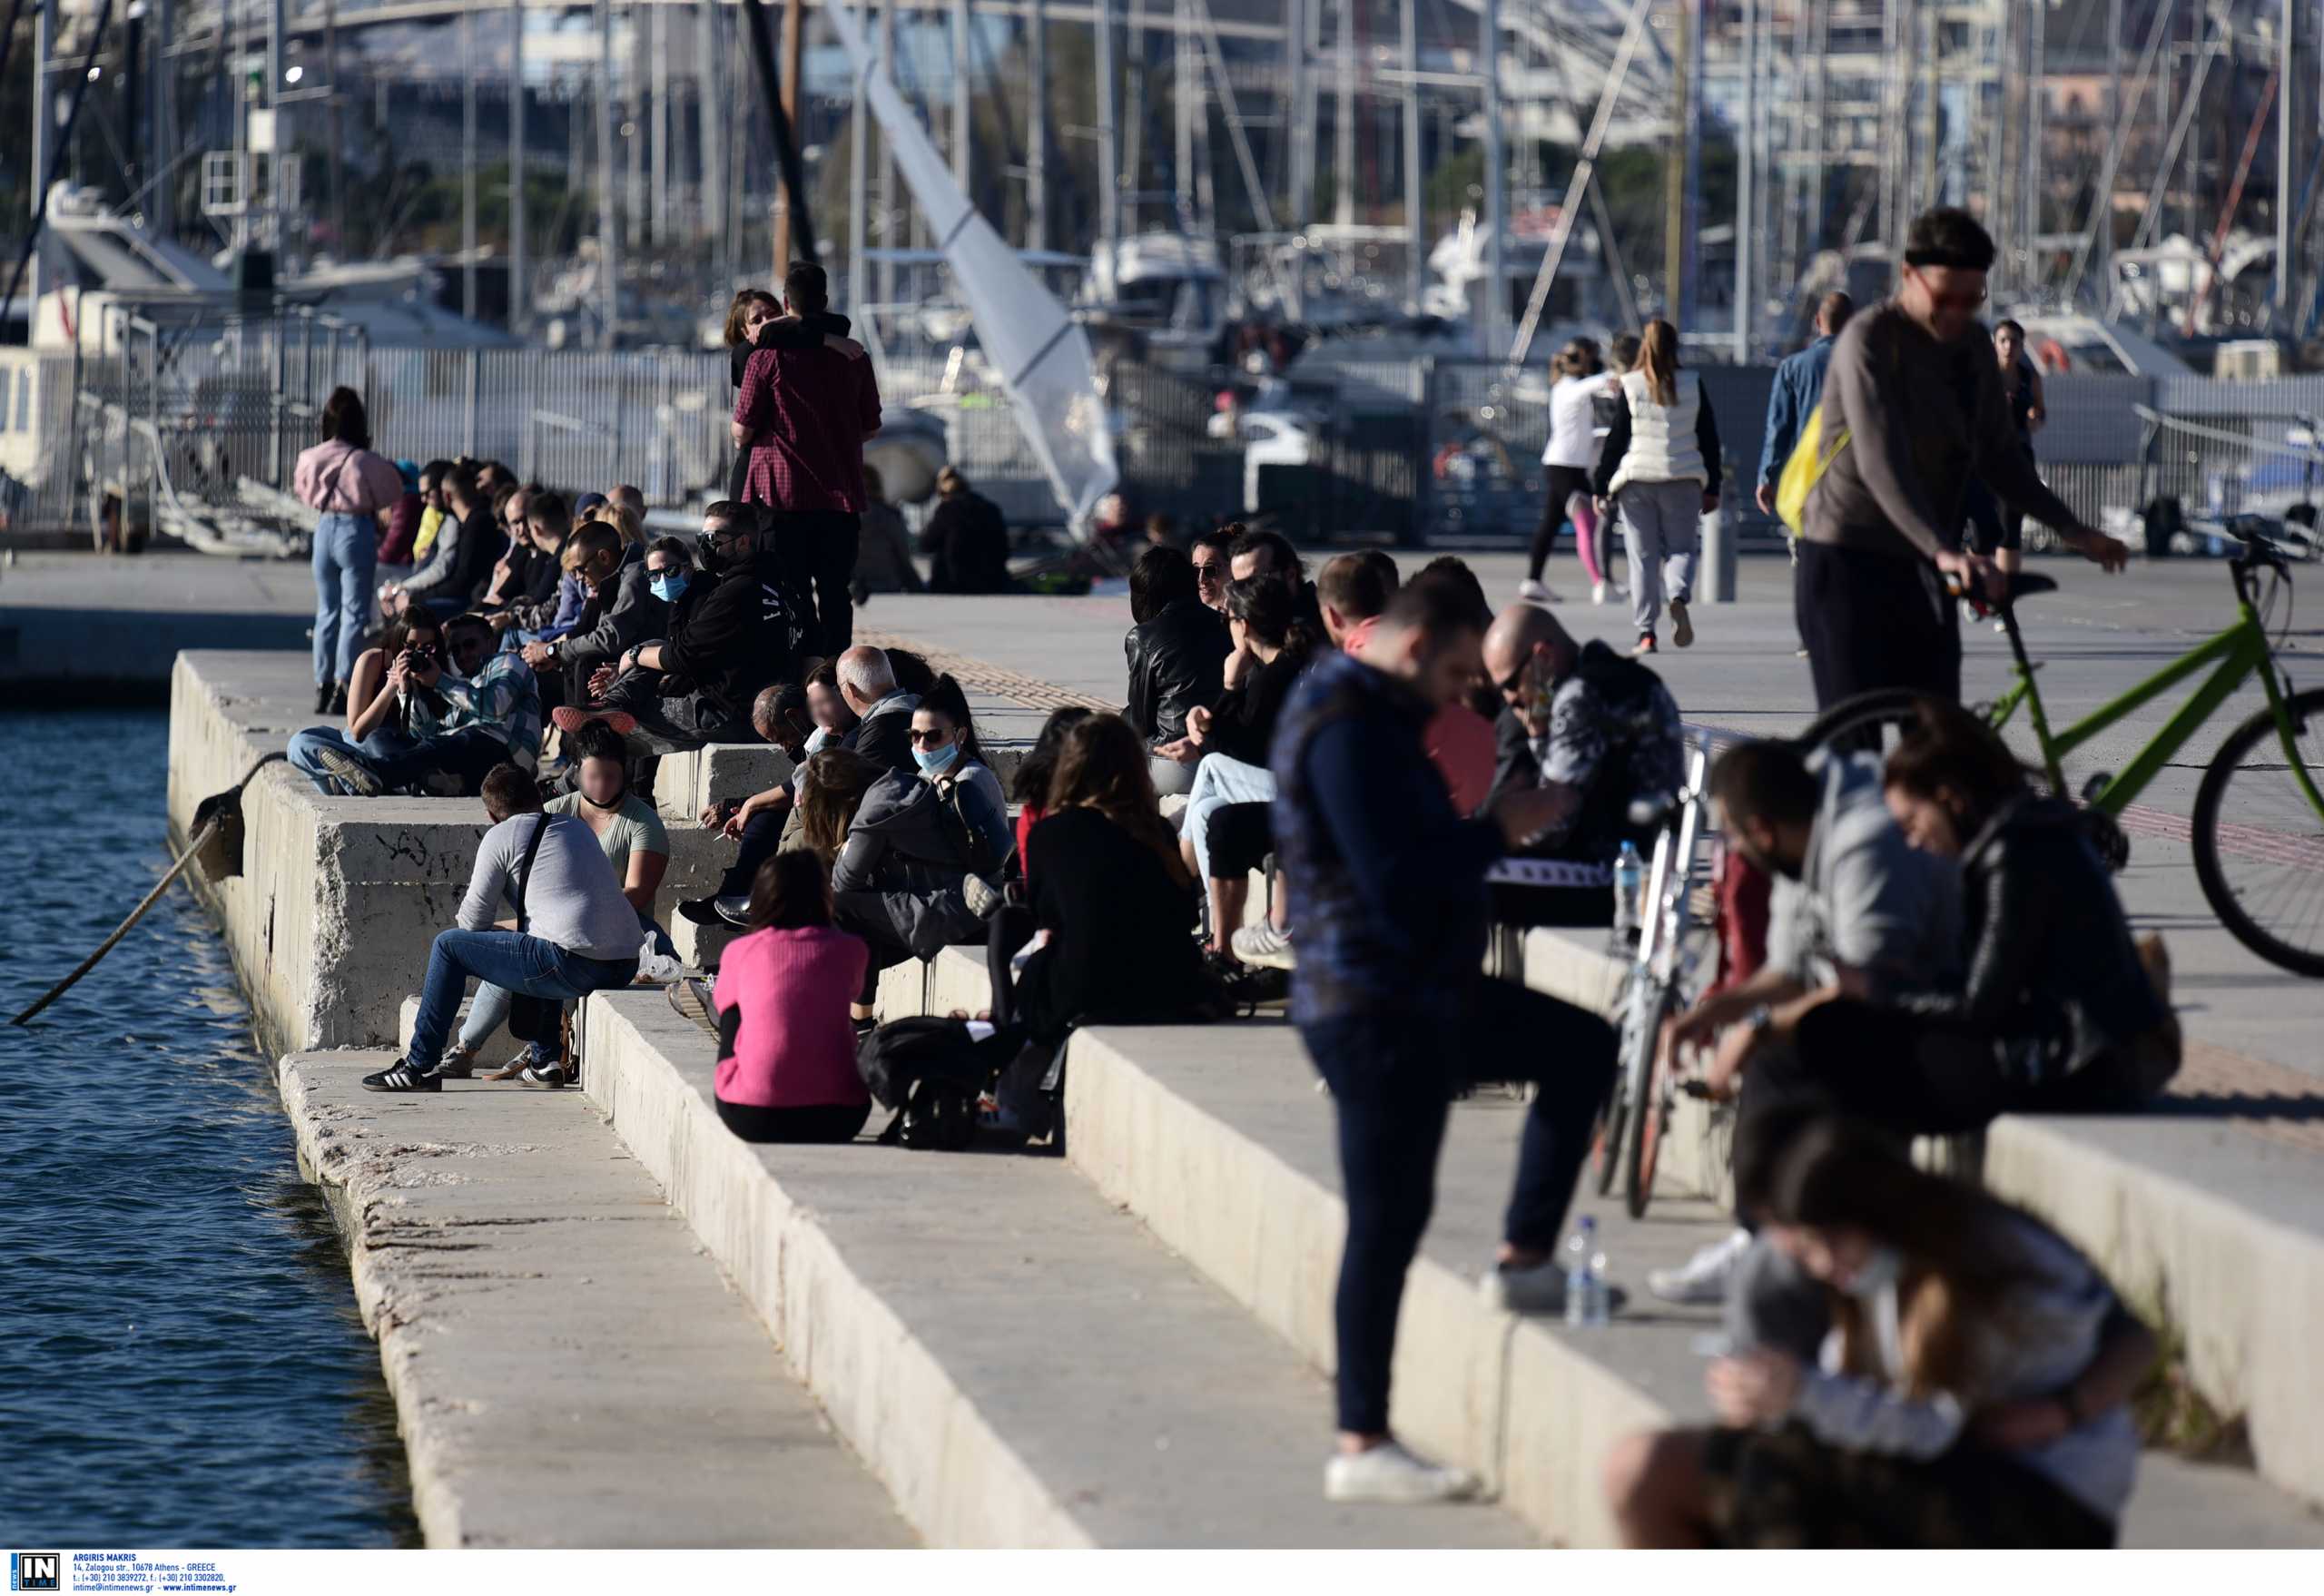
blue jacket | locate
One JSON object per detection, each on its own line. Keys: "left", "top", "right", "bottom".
{"left": 1758, "top": 335, "right": 1836, "bottom": 494}
{"left": 1272, "top": 651, "right": 1502, "bottom": 1029}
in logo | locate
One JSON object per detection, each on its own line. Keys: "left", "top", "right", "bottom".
{"left": 9, "top": 1554, "right": 58, "bottom": 1593}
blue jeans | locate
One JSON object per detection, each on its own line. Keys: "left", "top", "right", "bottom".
{"left": 287, "top": 724, "right": 419, "bottom": 794}
{"left": 1298, "top": 979, "right": 1613, "bottom": 1435}
{"left": 409, "top": 929, "right": 639, "bottom": 1070}
{"left": 294, "top": 724, "right": 509, "bottom": 797}
{"left": 312, "top": 512, "right": 379, "bottom": 686}
{"left": 462, "top": 909, "right": 671, "bottom": 1057}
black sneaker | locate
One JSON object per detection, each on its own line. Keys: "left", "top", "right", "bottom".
{"left": 361, "top": 1058, "right": 441, "bottom": 1092}
{"left": 677, "top": 897, "right": 725, "bottom": 927}
{"left": 517, "top": 1061, "right": 570, "bottom": 1089}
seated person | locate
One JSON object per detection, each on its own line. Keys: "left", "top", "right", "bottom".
{"left": 679, "top": 683, "right": 816, "bottom": 928}
{"left": 522, "top": 523, "right": 666, "bottom": 714}
{"left": 288, "top": 610, "right": 446, "bottom": 787}
{"left": 833, "top": 645, "right": 921, "bottom": 774}
{"left": 295, "top": 611, "right": 542, "bottom": 797}
{"left": 1123, "top": 544, "right": 1230, "bottom": 797}
{"left": 1006, "top": 705, "right": 1096, "bottom": 872}
{"left": 793, "top": 746, "right": 888, "bottom": 868}
{"left": 914, "top": 675, "right": 1012, "bottom": 866}
{"left": 1479, "top": 598, "right": 1683, "bottom": 926}
{"left": 713, "top": 850, "right": 874, "bottom": 1145}
{"left": 1605, "top": 1110, "right": 2152, "bottom": 1549}
{"left": 557, "top": 503, "right": 807, "bottom": 752}
{"left": 803, "top": 662, "right": 858, "bottom": 754}
{"left": 1740, "top": 701, "right": 2180, "bottom": 1139}
{"left": 438, "top": 721, "right": 675, "bottom": 1078}
{"left": 362, "top": 764, "right": 645, "bottom": 1092}
{"left": 385, "top": 462, "right": 493, "bottom": 621}
{"left": 1163, "top": 575, "right": 1319, "bottom": 955}
{"left": 471, "top": 483, "right": 531, "bottom": 612}
{"left": 487, "top": 488, "right": 573, "bottom": 635}
{"left": 920, "top": 466, "right": 1013, "bottom": 594}
{"left": 986, "top": 714, "right": 1219, "bottom": 1129}
{"left": 852, "top": 465, "right": 923, "bottom": 601}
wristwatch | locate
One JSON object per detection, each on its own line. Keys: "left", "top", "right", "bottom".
{"left": 1744, "top": 1003, "right": 1775, "bottom": 1039}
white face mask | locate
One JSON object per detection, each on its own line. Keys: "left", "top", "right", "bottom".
{"left": 1842, "top": 1244, "right": 1905, "bottom": 1300}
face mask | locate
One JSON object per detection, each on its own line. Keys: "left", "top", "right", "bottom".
{"left": 695, "top": 542, "right": 724, "bottom": 577}
{"left": 1842, "top": 1245, "right": 1905, "bottom": 1300}
{"left": 912, "top": 742, "right": 960, "bottom": 777}
{"left": 651, "top": 573, "right": 689, "bottom": 605}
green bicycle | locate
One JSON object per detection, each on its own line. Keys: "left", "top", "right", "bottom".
{"left": 1802, "top": 528, "right": 2324, "bottom": 978}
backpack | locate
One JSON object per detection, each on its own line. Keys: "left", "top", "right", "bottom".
{"left": 854, "top": 1016, "right": 1014, "bottom": 1150}
{"left": 1775, "top": 399, "right": 1849, "bottom": 536}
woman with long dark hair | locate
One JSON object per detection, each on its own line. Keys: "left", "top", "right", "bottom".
{"left": 1607, "top": 1113, "right": 2153, "bottom": 1548}
{"left": 713, "top": 850, "right": 873, "bottom": 1144}
{"left": 1009, "top": 704, "right": 1096, "bottom": 871}
{"left": 293, "top": 386, "right": 407, "bottom": 714}
{"left": 1590, "top": 319, "right": 1722, "bottom": 655}
{"left": 285, "top": 608, "right": 446, "bottom": 794}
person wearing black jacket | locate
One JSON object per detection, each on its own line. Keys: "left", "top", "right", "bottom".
{"left": 1123, "top": 545, "right": 1231, "bottom": 797}
{"left": 389, "top": 461, "right": 491, "bottom": 618}
{"left": 921, "top": 467, "right": 1013, "bottom": 593}
{"left": 566, "top": 504, "right": 808, "bottom": 750}
{"left": 1747, "top": 698, "right": 2180, "bottom": 1142}
{"left": 525, "top": 522, "right": 667, "bottom": 711}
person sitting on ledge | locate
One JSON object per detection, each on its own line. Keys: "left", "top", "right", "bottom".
{"left": 363, "top": 764, "right": 645, "bottom": 1093}
{"left": 286, "top": 609, "right": 446, "bottom": 789}
{"left": 712, "top": 850, "right": 874, "bottom": 1145}
{"left": 833, "top": 645, "right": 922, "bottom": 775}
{"left": 294, "top": 610, "right": 542, "bottom": 797}
{"left": 803, "top": 662, "right": 858, "bottom": 754}
{"left": 1477, "top": 596, "right": 1683, "bottom": 927}
{"left": 679, "top": 683, "right": 817, "bottom": 930}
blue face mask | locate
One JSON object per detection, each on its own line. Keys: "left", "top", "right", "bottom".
{"left": 650, "top": 573, "right": 688, "bottom": 605}
{"left": 911, "top": 742, "right": 960, "bottom": 777}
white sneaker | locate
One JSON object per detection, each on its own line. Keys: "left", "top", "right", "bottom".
{"left": 1230, "top": 921, "right": 1295, "bottom": 970}
{"left": 1645, "top": 1227, "right": 1752, "bottom": 1305}
{"left": 1516, "top": 578, "right": 1560, "bottom": 605}
{"left": 1590, "top": 580, "right": 1608, "bottom": 606}
{"left": 1324, "top": 1441, "right": 1480, "bottom": 1503}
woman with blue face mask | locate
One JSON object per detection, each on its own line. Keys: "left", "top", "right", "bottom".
{"left": 908, "top": 687, "right": 1011, "bottom": 868}
{"left": 1605, "top": 1112, "right": 2154, "bottom": 1549}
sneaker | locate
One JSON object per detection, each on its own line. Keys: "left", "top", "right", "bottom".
{"left": 433, "top": 1043, "right": 479, "bottom": 1080}
{"left": 1230, "top": 921, "right": 1295, "bottom": 970}
{"left": 360, "top": 1058, "right": 440, "bottom": 1092}
{"left": 1324, "top": 1441, "right": 1479, "bottom": 1504}
{"left": 963, "top": 873, "right": 1005, "bottom": 920}
{"left": 1516, "top": 578, "right": 1560, "bottom": 605}
{"left": 1481, "top": 1259, "right": 1630, "bottom": 1317}
{"left": 1646, "top": 1227, "right": 1753, "bottom": 1305}
{"left": 677, "top": 897, "right": 726, "bottom": 927}
{"left": 517, "top": 1061, "right": 571, "bottom": 1089}
{"left": 1993, "top": 617, "right": 2009, "bottom": 634}
{"left": 1794, "top": 647, "right": 1811, "bottom": 658}
{"left": 711, "top": 894, "right": 752, "bottom": 928}
{"left": 1669, "top": 598, "right": 1694, "bottom": 648}
{"left": 1632, "top": 632, "right": 1658, "bottom": 656}
{"left": 550, "top": 704, "right": 639, "bottom": 738}
{"left": 313, "top": 747, "right": 385, "bottom": 798}
{"left": 1590, "top": 580, "right": 1608, "bottom": 606}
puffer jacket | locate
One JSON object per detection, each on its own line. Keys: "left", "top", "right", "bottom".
{"left": 830, "top": 769, "right": 990, "bottom": 957}
{"left": 1124, "top": 597, "right": 1232, "bottom": 747}
{"left": 1902, "top": 795, "right": 2176, "bottom": 1089}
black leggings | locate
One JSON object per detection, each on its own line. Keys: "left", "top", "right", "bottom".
{"left": 1533, "top": 465, "right": 1595, "bottom": 581}
{"left": 715, "top": 1098, "right": 872, "bottom": 1143}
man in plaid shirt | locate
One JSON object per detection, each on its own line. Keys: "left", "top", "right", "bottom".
{"left": 734, "top": 261, "right": 882, "bottom": 655}
{"left": 297, "top": 612, "right": 543, "bottom": 798}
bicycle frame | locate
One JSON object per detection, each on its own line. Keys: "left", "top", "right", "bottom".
{"left": 1991, "top": 558, "right": 2324, "bottom": 822}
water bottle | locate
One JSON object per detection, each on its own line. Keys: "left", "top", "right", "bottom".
{"left": 1611, "top": 841, "right": 1643, "bottom": 944}
{"left": 1564, "top": 1216, "right": 1603, "bottom": 1328}
{"left": 1585, "top": 1227, "right": 1611, "bottom": 1328}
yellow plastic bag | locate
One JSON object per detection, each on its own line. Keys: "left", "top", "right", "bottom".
{"left": 1775, "top": 400, "right": 1850, "bottom": 537}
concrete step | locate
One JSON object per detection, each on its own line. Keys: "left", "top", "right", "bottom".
{"left": 577, "top": 989, "right": 1538, "bottom": 1548}
{"left": 1513, "top": 922, "right": 2324, "bottom": 1514}
{"left": 277, "top": 1048, "right": 915, "bottom": 1549}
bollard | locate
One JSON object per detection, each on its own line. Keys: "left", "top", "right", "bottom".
{"left": 1699, "top": 475, "right": 1740, "bottom": 603}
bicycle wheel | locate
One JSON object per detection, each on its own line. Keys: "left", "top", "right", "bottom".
{"left": 1616, "top": 979, "right": 1666, "bottom": 1219}
{"left": 1593, "top": 973, "right": 1643, "bottom": 1195}
{"left": 1794, "top": 687, "right": 1929, "bottom": 757}
{"left": 2191, "top": 687, "right": 2324, "bottom": 978}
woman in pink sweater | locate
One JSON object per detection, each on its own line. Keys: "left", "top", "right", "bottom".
{"left": 714, "top": 851, "right": 873, "bottom": 1143}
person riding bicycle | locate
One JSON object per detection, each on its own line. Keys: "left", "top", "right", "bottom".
{"left": 1746, "top": 700, "right": 2180, "bottom": 1140}
{"left": 1480, "top": 598, "right": 1683, "bottom": 928}
{"left": 1646, "top": 736, "right": 1962, "bottom": 1305}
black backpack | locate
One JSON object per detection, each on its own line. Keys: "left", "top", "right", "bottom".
{"left": 854, "top": 1017, "right": 1014, "bottom": 1150}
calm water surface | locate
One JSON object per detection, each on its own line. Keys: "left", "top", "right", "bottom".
{"left": 0, "top": 709, "right": 414, "bottom": 1546}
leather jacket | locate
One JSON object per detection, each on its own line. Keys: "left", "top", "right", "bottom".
{"left": 1123, "top": 598, "right": 1231, "bottom": 748}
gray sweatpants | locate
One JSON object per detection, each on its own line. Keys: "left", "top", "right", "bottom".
{"left": 1617, "top": 478, "right": 1703, "bottom": 635}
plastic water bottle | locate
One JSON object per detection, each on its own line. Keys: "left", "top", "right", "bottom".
{"left": 1564, "top": 1216, "right": 1607, "bottom": 1328}
{"left": 1611, "top": 842, "right": 1643, "bottom": 943}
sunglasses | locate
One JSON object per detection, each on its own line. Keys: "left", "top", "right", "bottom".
{"left": 1194, "top": 563, "right": 1225, "bottom": 584}
{"left": 909, "top": 728, "right": 952, "bottom": 747}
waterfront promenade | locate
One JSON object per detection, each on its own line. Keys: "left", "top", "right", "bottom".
{"left": 112, "top": 547, "right": 2324, "bottom": 1544}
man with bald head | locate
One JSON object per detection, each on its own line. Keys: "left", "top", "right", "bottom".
{"left": 1480, "top": 597, "right": 1682, "bottom": 923}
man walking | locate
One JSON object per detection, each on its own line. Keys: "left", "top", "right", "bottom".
{"left": 1273, "top": 575, "right": 1617, "bottom": 1503}
{"left": 733, "top": 261, "right": 882, "bottom": 654}
{"left": 1757, "top": 293, "right": 1852, "bottom": 519}
{"left": 1800, "top": 209, "right": 2126, "bottom": 709}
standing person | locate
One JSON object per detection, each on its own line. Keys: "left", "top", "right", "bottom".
{"left": 723, "top": 288, "right": 863, "bottom": 501}
{"left": 294, "top": 387, "right": 406, "bottom": 715}
{"left": 851, "top": 465, "right": 923, "bottom": 601}
{"left": 921, "top": 466, "right": 1013, "bottom": 594}
{"left": 1123, "top": 544, "right": 1231, "bottom": 797}
{"left": 712, "top": 850, "right": 874, "bottom": 1145}
{"left": 1273, "top": 576, "right": 1618, "bottom": 1502}
{"left": 1800, "top": 208, "right": 2125, "bottom": 711}
{"left": 361, "top": 764, "right": 643, "bottom": 1093}
{"left": 1758, "top": 293, "right": 1854, "bottom": 518}
{"left": 1605, "top": 1113, "right": 2153, "bottom": 1549}
{"left": 733, "top": 262, "right": 883, "bottom": 655}
{"left": 1961, "top": 319, "right": 2049, "bottom": 586}
{"left": 1528, "top": 337, "right": 1615, "bottom": 605}
{"left": 1591, "top": 319, "right": 1721, "bottom": 656}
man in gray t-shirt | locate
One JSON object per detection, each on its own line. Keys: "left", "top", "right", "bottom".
{"left": 363, "top": 764, "right": 643, "bottom": 1093}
